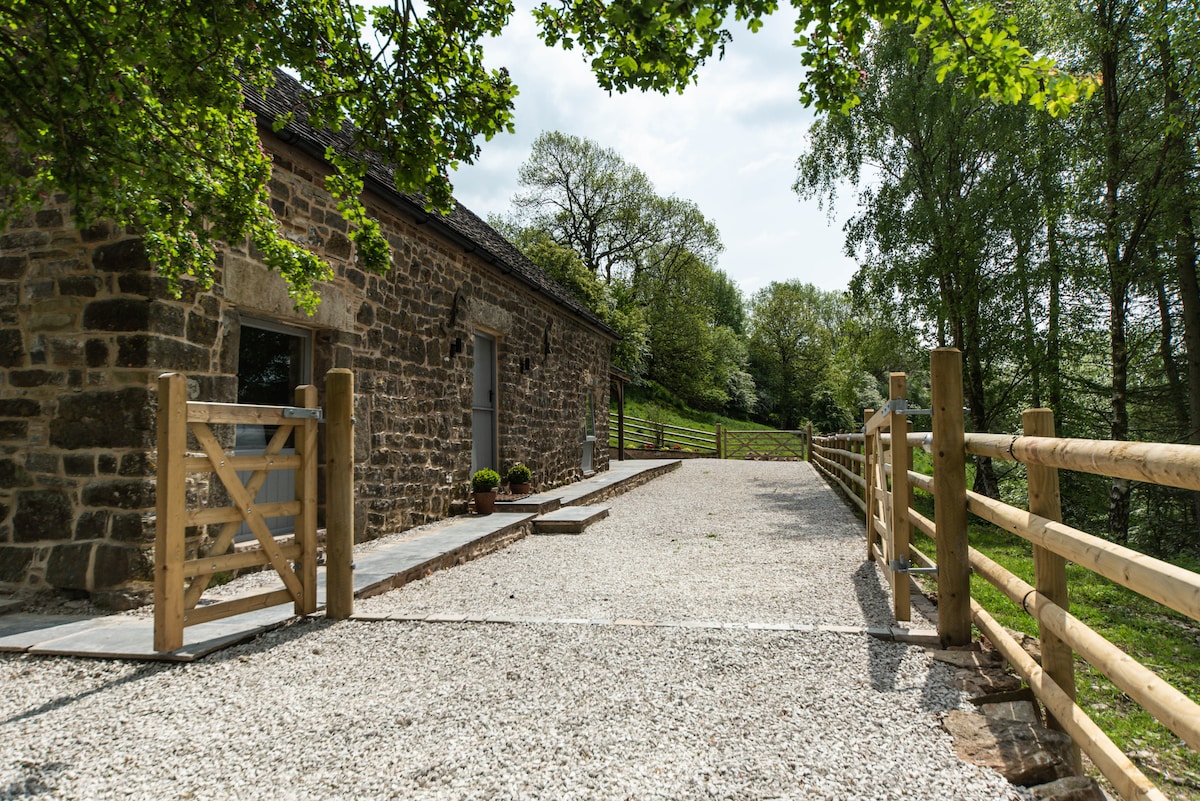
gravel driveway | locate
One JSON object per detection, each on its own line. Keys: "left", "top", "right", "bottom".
{"left": 0, "top": 459, "right": 1025, "bottom": 800}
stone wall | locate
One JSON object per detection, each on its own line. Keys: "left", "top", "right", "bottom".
{"left": 0, "top": 133, "right": 613, "bottom": 602}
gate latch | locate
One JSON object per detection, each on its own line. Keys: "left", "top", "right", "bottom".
{"left": 889, "top": 558, "right": 938, "bottom": 576}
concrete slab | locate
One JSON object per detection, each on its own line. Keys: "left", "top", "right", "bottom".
{"left": 532, "top": 505, "right": 610, "bottom": 534}
{"left": 0, "top": 598, "right": 22, "bottom": 616}
{"left": 27, "top": 618, "right": 273, "bottom": 661}
{"left": 0, "top": 614, "right": 116, "bottom": 652}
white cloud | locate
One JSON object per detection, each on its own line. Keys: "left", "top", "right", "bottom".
{"left": 451, "top": 3, "right": 860, "bottom": 295}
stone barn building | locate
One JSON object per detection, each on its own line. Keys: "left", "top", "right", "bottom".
{"left": 0, "top": 73, "right": 617, "bottom": 605}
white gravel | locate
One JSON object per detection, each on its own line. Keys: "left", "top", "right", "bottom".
{"left": 0, "top": 459, "right": 1026, "bottom": 800}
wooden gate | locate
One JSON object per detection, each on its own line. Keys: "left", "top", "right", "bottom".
{"left": 721, "top": 429, "right": 808, "bottom": 460}
{"left": 154, "top": 370, "right": 355, "bottom": 652}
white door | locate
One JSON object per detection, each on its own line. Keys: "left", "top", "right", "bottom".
{"left": 472, "top": 333, "right": 497, "bottom": 474}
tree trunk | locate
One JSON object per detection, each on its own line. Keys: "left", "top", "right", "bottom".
{"left": 1100, "top": 0, "right": 1132, "bottom": 542}
{"left": 1154, "top": 271, "right": 1188, "bottom": 434}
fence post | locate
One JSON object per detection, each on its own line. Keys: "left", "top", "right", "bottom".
{"left": 863, "top": 411, "right": 875, "bottom": 561}
{"left": 806, "top": 423, "right": 813, "bottom": 461}
{"left": 326, "top": 369, "right": 355, "bottom": 620}
{"left": 716, "top": 424, "right": 724, "bottom": 459}
{"left": 931, "top": 348, "right": 971, "bottom": 647}
{"left": 1024, "top": 408, "right": 1080, "bottom": 770}
{"left": 294, "top": 384, "right": 319, "bottom": 616}
{"left": 154, "top": 373, "right": 187, "bottom": 652}
{"left": 889, "top": 373, "right": 911, "bottom": 622}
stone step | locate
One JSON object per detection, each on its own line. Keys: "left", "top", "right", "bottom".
{"left": 0, "top": 598, "right": 22, "bottom": 616}
{"left": 532, "top": 505, "right": 610, "bottom": 535}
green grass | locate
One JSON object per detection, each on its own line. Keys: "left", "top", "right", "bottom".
{"left": 612, "top": 396, "right": 774, "bottom": 434}
{"left": 900, "top": 458, "right": 1200, "bottom": 796}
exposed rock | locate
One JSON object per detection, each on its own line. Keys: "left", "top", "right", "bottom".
{"left": 1029, "top": 775, "right": 1109, "bottom": 801}
{"left": 953, "top": 665, "right": 1025, "bottom": 697}
{"left": 981, "top": 700, "right": 1041, "bottom": 725}
{"left": 943, "top": 709, "right": 1076, "bottom": 786}
{"left": 930, "top": 648, "right": 1003, "bottom": 669}
{"left": 92, "top": 586, "right": 152, "bottom": 611}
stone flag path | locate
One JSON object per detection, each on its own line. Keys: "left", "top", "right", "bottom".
{"left": 0, "top": 459, "right": 1027, "bottom": 800}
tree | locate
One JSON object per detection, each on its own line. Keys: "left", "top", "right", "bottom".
{"left": 508, "top": 131, "right": 721, "bottom": 284}
{"left": 2, "top": 0, "right": 1091, "bottom": 312}
{"left": 796, "top": 20, "right": 1044, "bottom": 496}
{"left": 746, "top": 281, "right": 846, "bottom": 429}
{"left": 0, "top": 0, "right": 516, "bottom": 311}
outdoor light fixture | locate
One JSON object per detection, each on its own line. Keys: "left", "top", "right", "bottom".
{"left": 449, "top": 336, "right": 463, "bottom": 358}
{"left": 519, "top": 357, "right": 532, "bottom": 374}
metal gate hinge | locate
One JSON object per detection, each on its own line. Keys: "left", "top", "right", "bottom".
{"left": 282, "top": 407, "right": 324, "bottom": 421}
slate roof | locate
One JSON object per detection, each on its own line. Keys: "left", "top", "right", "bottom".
{"left": 241, "top": 71, "right": 615, "bottom": 339}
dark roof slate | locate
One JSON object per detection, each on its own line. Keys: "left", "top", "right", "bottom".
{"left": 242, "top": 70, "right": 615, "bottom": 338}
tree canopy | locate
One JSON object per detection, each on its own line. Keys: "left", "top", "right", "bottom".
{"left": 1, "top": 0, "right": 1090, "bottom": 310}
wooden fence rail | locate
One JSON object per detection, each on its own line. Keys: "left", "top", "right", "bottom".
{"left": 154, "top": 369, "right": 355, "bottom": 652}
{"left": 607, "top": 412, "right": 810, "bottom": 460}
{"left": 608, "top": 412, "right": 719, "bottom": 453}
{"left": 810, "top": 347, "right": 1200, "bottom": 801}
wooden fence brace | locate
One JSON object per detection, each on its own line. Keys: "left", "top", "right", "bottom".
{"left": 154, "top": 373, "right": 188, "bottom": 652}
{"left": 889, "top": 373, "right": 911, "bottom": 622}
{"left": 294, "top": 384, "right": 319, "bottom": 616}
{"left": 325, "top": 369, "right": 355, "bottom": 620}
{"left": 931, "top": 348, "right": 971, "bottom": 647}
{"left": 1024, "top": 408, "right": 1079, "bottom": 769}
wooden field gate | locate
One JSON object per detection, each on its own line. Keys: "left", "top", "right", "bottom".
{"left": 810, "top": 348, "right": 1200, "bottom": 801}
{"left": 719, "top": 428, "right": 808, "bottom": 460}
{"left": 154, "top": 369, "right": 355, "bottom": 652}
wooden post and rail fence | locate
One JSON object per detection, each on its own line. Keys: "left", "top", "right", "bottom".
{"left": 154, "top": 369, "right": 356, "bottom": 653}
{"left": 608, "top": 411, "right": 808, "bottom": 460}
{"left": 811, "top": 347, "right": 1200, "bottom": 801}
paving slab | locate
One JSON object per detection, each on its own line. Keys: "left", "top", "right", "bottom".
{"left": 27, "top": 618, "right": 278, "bottom": 661}
{"left": 0, "top": 614, "right": 117, "bottom": 652}
{"left": 531, "top": 504, "right": 610, "bottom": 534}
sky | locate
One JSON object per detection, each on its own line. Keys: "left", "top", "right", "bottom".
{"left": 447, "top": 4, "right": 862, "bottom": 298}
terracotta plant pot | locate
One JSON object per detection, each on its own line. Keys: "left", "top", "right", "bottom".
{"left": 509, "top": 482, "right": 531, "bottom": 495}
{"left": 473, "top": 490, "right": 497, "bottom": 514}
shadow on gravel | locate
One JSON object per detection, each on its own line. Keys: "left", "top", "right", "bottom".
{"left": 852, "top": 561, "right": 909, "bottom": 696}
{"left": 0, "top": 660, "right": 167, "bottom": 727}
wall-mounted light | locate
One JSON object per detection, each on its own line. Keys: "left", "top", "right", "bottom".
{"left": 449, "top": 336, "right": 463, "bottom": 358}
{"left": 519, "top": 357, "right": 532, "bottom": 374}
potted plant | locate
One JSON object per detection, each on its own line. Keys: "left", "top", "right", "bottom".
{"left": 471, "top": 468, "right": 501, "bottom": 514}
{"left": 506, "top": 463, "right": 532, "bottom": 495}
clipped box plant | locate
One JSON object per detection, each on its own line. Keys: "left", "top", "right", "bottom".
{"left": 506, "top": 463, "right": 533, "bottom": 495}
{"left": 471, "top": 468, "right": 501, "bottom": 514}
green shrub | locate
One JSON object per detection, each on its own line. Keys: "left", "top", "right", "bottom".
{"left": 471, "top": 468, "right": 501, "bottom": 493}
{"left": 506, "top": 463, "right": 532, "bottom": 484}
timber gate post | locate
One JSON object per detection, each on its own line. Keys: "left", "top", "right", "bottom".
{"left": 1024, "top": 407, "right": 1081, "bottom": 771}
{"left": 863, "top": 411, "right": 874, "bottom": 561}
{"left": 716, "top": 424, "right": 724, "bottom": 459}
{"left": 154, "top": 373, "right": 187, "bottom": 653}
{"left": 326, "top": 369, "right": 355, "bottom": 620}
{"left": 294, "top": 384, "right": 319, "bottom": 615}
{"left": 889, "top": 373, "right": 911, "bottom": 622}
{"left": 930, "top": 348, "right": 971, "bottom": 646}
{"left": 806, "top": 423, "right": 812, "bottom": 461}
